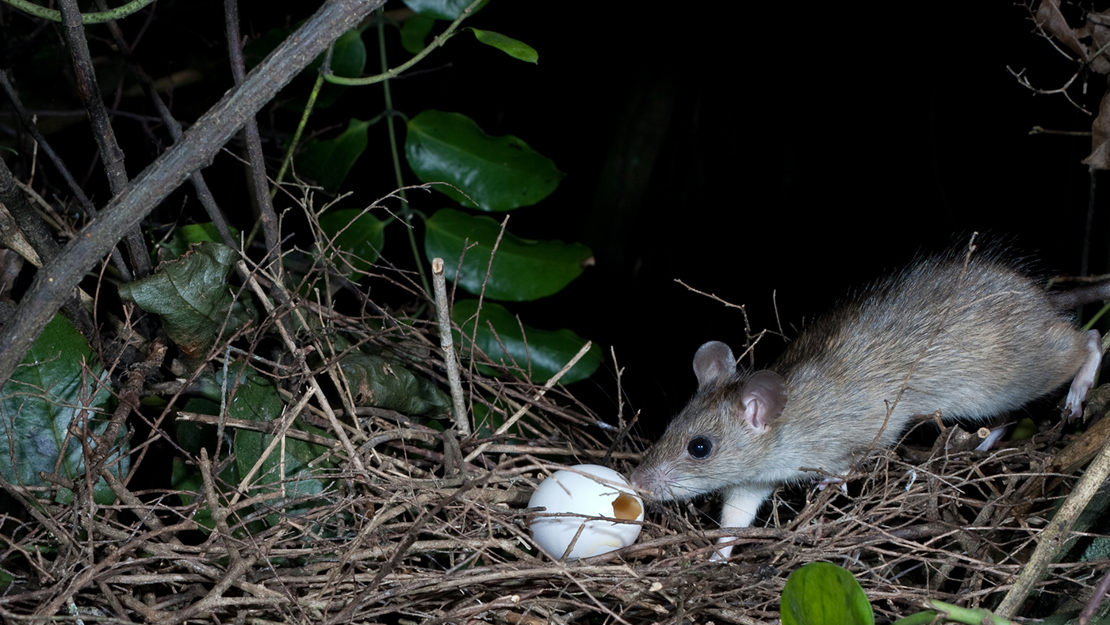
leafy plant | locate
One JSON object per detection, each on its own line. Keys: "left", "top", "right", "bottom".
{"left": 285, "top": 3, "right": 601, "bottom": 386}
{"left": 0, "top": 314, "right": 124, "bottom": 505}
{"left": 781, "top": 562, "right": 874, "bottom": 625}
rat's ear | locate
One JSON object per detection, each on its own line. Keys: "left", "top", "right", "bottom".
{"left": 740, "top": 370, "right": 787, "bottom": 432}
{"left": 693, "top": 341, "right": 736, "bottom": 388}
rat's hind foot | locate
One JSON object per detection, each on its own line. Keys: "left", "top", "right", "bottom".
{"left": 1064, "top": 330, "right": 1102, "bottom": 421}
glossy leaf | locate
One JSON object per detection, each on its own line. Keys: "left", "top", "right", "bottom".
{"left": 318, "top": 208, "right": 386, "bottom": 277}
{"left": 452, "top": 299, "right": 601, "bottom": 384}
{"left": 405, "top": 110, "right": 563, "bottom": 211}
{"left": 230, "top": 365, "right": 333, "bottom": 519}
{"left": 781, "top": 562, "right": 874, "bottom": 625}
{"left": 119, "top": 242, "right": 252, "bottom": 364}
{"left": 425, "top": 208, "right": 592, "bottom": 301}
{"left": 402, "top": 0, "right": 486, "bottom": 20}
{"left": 0, "top": 314, "right": 124, "bottom": 504}
{"left": 471, "top": 29, "right": 537, "bottom": 63}
{"left": 337, "top": 352, "right": 451, "bottom": 417}
{"left": 297, "top": 118, "right": 371, "bottom": 192}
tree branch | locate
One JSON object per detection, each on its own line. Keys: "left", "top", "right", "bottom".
{"left": 0, "top": 0, "right": 384, "bottom": 388}
{"left": 57, "top": 0, "right": 151, "bottom": 279}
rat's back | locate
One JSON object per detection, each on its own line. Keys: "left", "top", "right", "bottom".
{"left": 773, "top": 254, "right": 1095, "bottom": 458}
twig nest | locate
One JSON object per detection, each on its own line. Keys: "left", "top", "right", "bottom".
{"left": 528, "top": 464, "right": 643, "bottom": 560}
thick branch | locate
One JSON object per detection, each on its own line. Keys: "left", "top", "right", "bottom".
{"left": 0, "top": 0, "right": 384, "bottom": 388}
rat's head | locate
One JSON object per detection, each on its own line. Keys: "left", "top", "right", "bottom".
{"left": 631, "top": 341, "right": 787, "bottom": 502}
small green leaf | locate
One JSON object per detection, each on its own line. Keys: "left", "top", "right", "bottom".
{"left": 158, "top": 223, "right": 238, "bottom": 260}
{"left": 402, "top": 0, "right": 486, "bottom": 20}
{"left": 119, "top": 242, "right": 252, "bottom": 365}
{"left": 425, "top": 208, "right": 592, "bottom": 301}
{"left": 297, "top": 118, "right": 371, "bottom": 192}
{"left": 337, "top": 352, "right": 451, "bottom": 417}
{"left": 318, "top": 209, "right": 386, "bottom": 277}
{"left": 405, "top": 110, "right": 563, "bottom": 211}
{"left": 0, "top": 314, "right": 125, "bottom": 504}
{"left": 452, "top": 299, "right": 601, "bottom": 384}
{"left": 401, "top": 14, "right": 436, "bottom": 54}
{"left": 471, "top": 29, "right": 537, "bottom": 63}
{"left": 781, "top": 562, "right": 874, "bottom": 625}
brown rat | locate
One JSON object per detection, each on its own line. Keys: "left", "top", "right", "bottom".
{"left": 631, "top": 251, "right": 1107, "bottom": 560}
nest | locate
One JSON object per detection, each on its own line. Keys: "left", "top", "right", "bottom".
{"left": 0, "top": 290, "right": 1107, "bottom": 625}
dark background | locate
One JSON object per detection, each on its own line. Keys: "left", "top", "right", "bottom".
{"left": 439, "top": 2, "right": 1110, "bottom": 433}
{"left": 3, "top": 1, "right": 1106, "bottom": 435}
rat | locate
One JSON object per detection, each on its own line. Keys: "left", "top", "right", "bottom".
{"left": 631, "top": 250, "right": 1108, "bottom": 561}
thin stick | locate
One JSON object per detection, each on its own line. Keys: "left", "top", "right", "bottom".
{"left": 463, "top": 341, "right": 593, "bottom": 463}
{"left": 432, "top": 258, "right": 469, "bottom": 435}
{"left": 56, "top": 0, "right": 150, "bottom": 278}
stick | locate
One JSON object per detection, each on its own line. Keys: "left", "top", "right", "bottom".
{"left": 432, "top": 258, "right": 470, "bottom": 435}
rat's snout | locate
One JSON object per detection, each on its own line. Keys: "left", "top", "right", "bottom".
{"left": 629, "top": 462, "right": 675, "bottom": 502}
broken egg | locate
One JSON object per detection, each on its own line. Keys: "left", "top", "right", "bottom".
{"left": 527, "top": 464, "right": 643, "bottom": 560}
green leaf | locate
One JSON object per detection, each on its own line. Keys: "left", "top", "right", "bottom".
{"left": 401, "top": 14, "right": 436, "bottom": 54}
{"left": 452, "top": 299, "right": 601, "bottom": 384}
{"left": 471, "top": 29, "right": 537, "bottom": 63}
{"left": 781, "top": 562, "right": 874, "bottom": 625}
{"left": 229, "top": 365, "right": 333, "bottom": 520}
{"left": 405, "top": 110, "right": 563, "bottom": 211}
{"left": 337, "top": 352, "right": 451, "bottom": 417}
{"left": 297, "top": 118, "right": 372, "bottom": 192}
{"left": 425, "top": 208, "right": 592, "bottom": 301}
{"left": 119, "top": 242, "right": 252, "bottom": 365}
{"left": 156, "top": 222, "right": 240, "bottom": 262}
{"left": 0, "top": 314, "right": 125, "bottom": 504}
{"left": 402, "top": 0, "right": 486, "bottom": 20}
{"left": 318, "top": 208, "right": 386, "bottom": 277}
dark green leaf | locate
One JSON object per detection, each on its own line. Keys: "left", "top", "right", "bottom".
{"left": 781, "top": 562, "right": 874, "bottom": 625}
{"left": 119, "top": 242, "right": 252, "bottom": 365}
{"left": 471, "top": 29, "right": 537, "bottom": 63}
{"left": 405, "top": 110, "right": 563, "bottom": 211}
{"left": 0, "top": 314, "right": 125, "bottom": 504}
{"left": 230, "top": 365, "right": 333, "bottom": 519}
{"left": 158, "top": 223, "right": 239, "bottom": 261}
{"left": 297, "top": 118, "right": 372, "bottom": 192}
{"left": 401, "top": 14, "right": 436, "bottom": 54}
{"left": 452, "top": 299, "right": 601, "bottom": 384}
{"left": 319, "top": 208, "right": 386, "bottom": 277}
{"left": 337, "top": 352, "right": 450, "bottom": 417}
{"left": 425, "top": 208, "right": 592, "bottom": 301}
{"left": 402, "top": 0, "right": 486, "bottom": 20}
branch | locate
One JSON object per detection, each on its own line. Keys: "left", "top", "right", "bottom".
{"left": 0, "top": 0, "right": 386, "bottom": 388}
{"left": 56, "top": 0, "right": 151, "bottom": 278}
{"left": 2, "top": 0, "right": 154, "bottom": 24}
{"left": 90, "top": 0, "right": 237, "bottom": 250}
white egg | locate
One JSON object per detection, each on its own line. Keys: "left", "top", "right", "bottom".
{"left": 528, "top": 464, "right": 643, "bottom": 560}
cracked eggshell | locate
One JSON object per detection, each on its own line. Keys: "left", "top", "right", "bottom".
{"left": 527, "top": 464, "right": 643, "bottom": 560}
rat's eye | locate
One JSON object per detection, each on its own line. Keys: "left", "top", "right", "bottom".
{"left": 687, "top": 436, "right": 713, "bottom": 459}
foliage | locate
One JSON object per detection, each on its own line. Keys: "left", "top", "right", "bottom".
{"left": 781, "top": 563, "right": 873, "bottom": 625}
{"left": 0, "top": 314, "right": 123, "bottom": 504}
